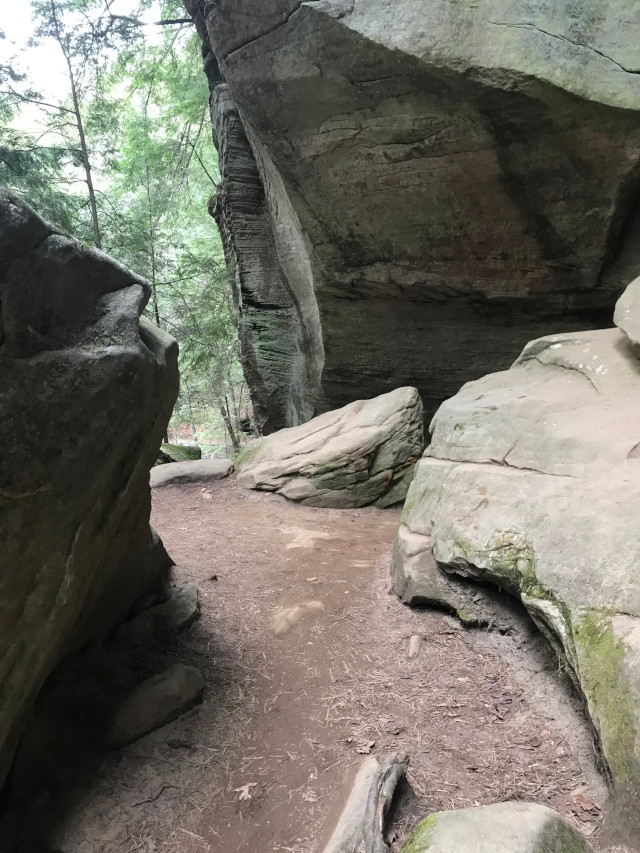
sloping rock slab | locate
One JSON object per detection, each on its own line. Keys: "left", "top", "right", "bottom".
{"left": 402, "top": 802, "right": 593, "bottom": 852}
{"left": 150, "top": 458, "right": 233, "bottom": 487}
{"left": 236, "top": 387, "right": 423, "bottom": 508}
{"left": 0, "top": 191, "right": 178, "bottom": 786}
{"left": 105, "top": 663, "right": 204, "bottom": 749}
{"left": 393, "top": 289, "right": 640, "bottom": 809}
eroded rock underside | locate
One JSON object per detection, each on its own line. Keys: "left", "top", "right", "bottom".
{"left": 186, "top": 0, "right": 640, "bottom": 432}
{"left": 392, "top": 275, "right": 640, "bottom": 839}
{"left": 0, "top": 190, "right": 179, "bottom": 787}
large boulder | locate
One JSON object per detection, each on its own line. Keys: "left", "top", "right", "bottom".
{"left": 392, "top": 276, "right": 640, "bottom": 824}
{"left": 0, "top": 190, "right": 178, "bottom": 786}
{"left": 185, "top": 0, "right": 640, "bottom": 432}
{"left": 237, "top": 387, "right": 423, "bottom": 507}
{"left": 402, "top": 802, "right": 593, "bottom": 853}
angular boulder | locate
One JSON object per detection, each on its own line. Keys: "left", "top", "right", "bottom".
{"left": 392, "top": 276, "right": 640, "bottom": 816}
{"left": 186, "top": 0, "right": 640, "bottom": 431}
{"left": 236, "top": 387, "right": 423, "bottom": 507}
{"left": 402, "top": 802, "right": 593, "bottom": 853}
{"left": 0, "top": 190, "right": 178, "bottom": 786}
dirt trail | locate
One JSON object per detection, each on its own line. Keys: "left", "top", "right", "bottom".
{"left": 35, "top": 478, "right": 606, "bottom": 851}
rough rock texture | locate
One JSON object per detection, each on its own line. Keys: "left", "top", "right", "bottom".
{"left": 236, "top": 386, "right": 423, "bottom": 507}
{"left": 155, "top": 443, "right": 202, "bottom": 464}
{"left": 392, "top": 277, "right": 640, "bottom": 824}
{"left": 150, "top": 457, "right": 234, "bottom": 488}
{"left": 0, "top": 190, "right": 178, "bottom": 787}
{"left": 105, "top": 663, "right": 205, "bottom": 750}
{"left": 186, "top": 0, "right": 640, "bottom": 431}
{"left": 402, "top": 802, "right": 593, "bottom": 853}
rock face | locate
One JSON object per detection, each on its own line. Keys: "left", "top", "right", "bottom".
{"left": 186, "top": 0, "right": 640, "bottom": 432}
{"left": 392, "top": 276, "right": 640, "bottom": 816}
{"left": 237, "top": 386, "right": 423, "bottom": 507}
{"left": 402, "top": 802, "right": 593, "bottom": 853}
{"left": 150, "top": 457, "right": 234, "bottom": 488}
{"left": 0, "top": 190, "right": 178, "bottom": 786}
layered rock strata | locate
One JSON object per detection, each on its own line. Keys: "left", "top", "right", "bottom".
{"left": 186, "top": 0, "right": 640, "bottom": 430}
{"left": 237, "top": 386, "right": 423, "bottom": 507}
{"left": 0, "top": 190, "right": 178, "bottom": 786}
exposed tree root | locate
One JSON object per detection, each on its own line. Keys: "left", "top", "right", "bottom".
{"left": 321, "top": 753, "right": 410, "bottom": 853}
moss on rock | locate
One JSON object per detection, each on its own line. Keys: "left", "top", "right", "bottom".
{"left": 156, "top": 443, "right": 201, "bottom": 465}
{"left": 572, "top": 610, "right": 637, "bottom": 785}
{"left": 401, "top": 814, "right": 439, "bottom": 852}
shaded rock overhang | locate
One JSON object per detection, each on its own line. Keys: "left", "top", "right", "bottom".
{"left": 185, "top": 0, "right": 640, "bottom": 431}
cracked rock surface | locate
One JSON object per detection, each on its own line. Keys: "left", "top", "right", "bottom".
{"left": 392, "top": 275, "right": 640, "bottom": 841}
{"left": 187, "top": 0, "right": 640, "bottom": 430}
{"left": 237, "top": 386, "right": 423, "bottom": 507}
{"left": 0, "top": 190, "right": 178, "bottom": 787}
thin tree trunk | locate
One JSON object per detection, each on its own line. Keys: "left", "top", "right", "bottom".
{"left": 49, "top": 0, "right": 102, "bottom": 248}
{"left": 145, "top": 165, "right": 161, "bottom": 325}
{"left": 218, "top": 397, "right": 240, "bottom": 454}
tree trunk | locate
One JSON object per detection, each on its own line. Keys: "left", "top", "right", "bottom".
{"left": 49, "top": 0, "right": 102, "bottom": 249}
{"left": 145, "top": 165, "right": 161, "bottom": 325}
{"left": 218, "top": 396, "right": 241, "bottom": 454}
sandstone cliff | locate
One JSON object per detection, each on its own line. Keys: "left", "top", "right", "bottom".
{"left": 186, "top": 0, "right": 640, "bottom": 432}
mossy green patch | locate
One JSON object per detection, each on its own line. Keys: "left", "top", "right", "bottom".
{"left": 235, "top": 440, "right": 262, "bottom": 467}
{"left": 157, "top": 443, "right": 201, "bottom": 464}
{"left": 451, "top": 529, "right": 573, "bottom": 628}
{"left": 401, "top": 814, "right": 439, "bottom": 852}
{"left": 573, "top": 610, "right": 636, "bottom": 785}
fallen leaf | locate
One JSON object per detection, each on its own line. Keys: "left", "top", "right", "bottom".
{"left": 301, "top": 789, "right": 318, "bottom": 803}
{"left": 573, "top": 793, "right": 600, "bottom": 812}
{"left": 355, "top": 740, "right": 375, "bottom": 755}
{"left": 234, "top": 783, "right": 257, "bottom": 801}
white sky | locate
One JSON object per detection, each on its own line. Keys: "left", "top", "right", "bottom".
{"left": 0, "top": 1, "right": 164, "bottom": 132}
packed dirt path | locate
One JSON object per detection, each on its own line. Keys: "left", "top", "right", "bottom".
{"left": 46, "top": 477, "right": 606, "bottom": 851}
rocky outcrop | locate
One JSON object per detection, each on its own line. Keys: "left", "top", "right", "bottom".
{"left": 402, "top": 802, "right": 593, "bottom": 853}
{"left": 186, "top": 0, "right": 640, "bottom": 431}
{"left": 236, "top": 386, "right": 423, "bottom": 507}
{"left": 392, "top": 275, "right": 640, "bottom": 822}
{"left": 0, "top": 190, "right": 178, "bottom": 786}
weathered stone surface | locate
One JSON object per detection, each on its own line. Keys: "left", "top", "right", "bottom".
{"left": 186, "top": 0, "right": 640, "bottom": 430}
{"left": 402, "top": 802, "right": 593, "bottom": 853}
{"left": 392, "top": 278, "right": 640, "bottom": 816}
{"left": 0, "top": 190, "right": 178, "bottom": 786}
{"left": 115, "top": 582, "right": 201, "bottom": 646}
{"left": 149, "top": 582, "right": 200, "bottom": 634}
{"left": 105, "top": 663, "right": 205, "bottom": 749}
{"left": 237, "top": 387, "right": 423, "bottom": 507}
{"left": 614, "top": 274, "right": 640, "bottom": 347}
{"left": 150, "top": 457, "right": 234, "bottom": 487}
{"left": 155, "top": 443, "right": 202, "bottom": 465}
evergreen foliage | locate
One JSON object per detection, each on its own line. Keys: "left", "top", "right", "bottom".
{"left": 1, "top": 2, "right": 251, "bottom": 452}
